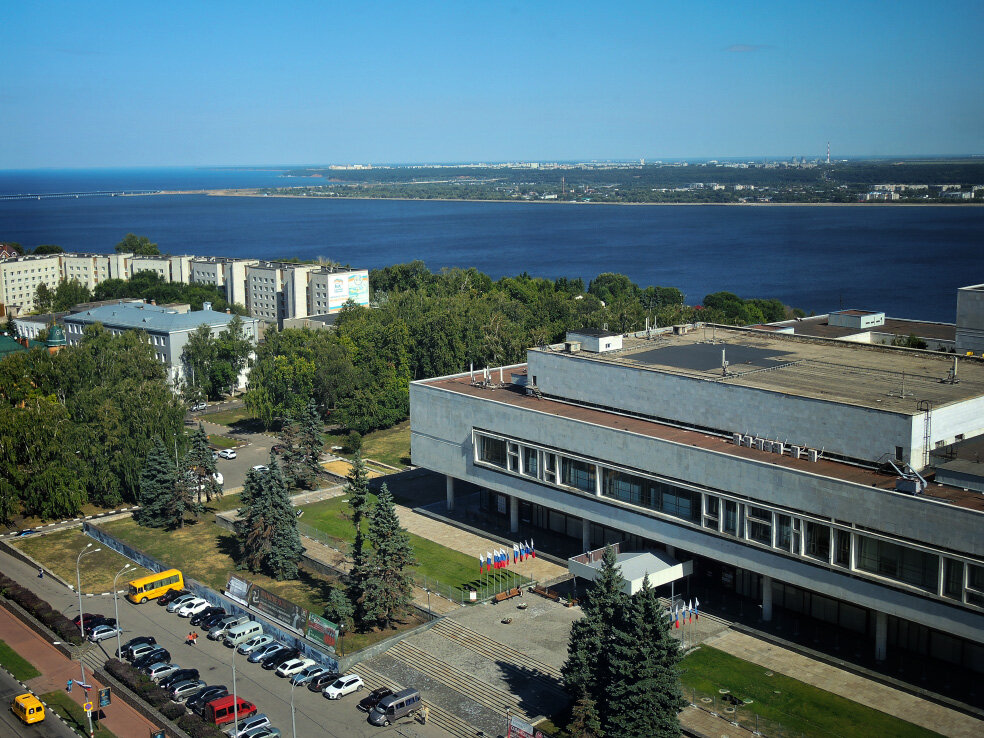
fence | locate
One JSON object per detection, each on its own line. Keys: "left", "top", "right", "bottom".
{"left": 683, "top": 684, "right": 843, "bottom": 738}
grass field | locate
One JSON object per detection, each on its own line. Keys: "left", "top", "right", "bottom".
{"left": 0, "top": 639, "right": 41, "bottom": 680}
{"left": 10, "top": 529, "right": 151, "bottom": 593}
{"left": 678, "top": 646, "right": 942, "bottom": 738}
{"left": 40, "top": 691, "right": 116, "bottom": 738}
{"left": 324, "top": 421, "right": 412, "bottom": 469}
{"left": 201, "top": 406, "right": 259, "bottom": 428}
{"left": 207, "top": 434, "right": 239, "bottom": 449}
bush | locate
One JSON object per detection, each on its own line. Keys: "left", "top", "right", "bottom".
{"left": 160, "top": 702, "right": 186, "bottom": 720}
{"left": 177, "top": 713, "right": 226, "bottom": 738}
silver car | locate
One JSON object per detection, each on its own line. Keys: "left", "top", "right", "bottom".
{"left": 171, "top": 679, "right": 206, "bottom": 702}
{"left": 147, "top": 662, "right": 180, "bottom": 682}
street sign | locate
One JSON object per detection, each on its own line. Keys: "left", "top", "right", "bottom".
{"left": 99, "top": 687, "right": 111, "bottom": 707}
{"left": 83, "top": 701, "right": 94, "bottom": 713}
{"left": 151, "top": 730, "right": 165, "bottom": 738}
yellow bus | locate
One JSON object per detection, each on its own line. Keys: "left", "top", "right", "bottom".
{"left": 127, "top": 569, "right": 184, "bottom": 604}
{"left": 11, "top": 693, "right": 45, "bottom": 724}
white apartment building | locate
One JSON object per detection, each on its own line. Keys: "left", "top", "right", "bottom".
{"left": 0, "top": 254, "right": 62, "bottom": 312}
{"left": 244, "top": 262, "right": 369, "bottom": 326}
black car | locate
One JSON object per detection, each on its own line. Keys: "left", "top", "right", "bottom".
{"left": 199, "top": 611, "right": 230, "bottom": 629}
{"left": 158, "top": 589, "right": 188, "bottom": 606}
{"left": 160, "top": 668, "right": 200, "bottom": 690}
{"left": 190, "top": 606, "right": 225, "bottom": 627}
{"left": 186, "top": 685, "right": 228, "bottom": 715}
{"left": 307, "top": 671, "right": 341, "bottom": 692}
{"left": 133, "top": 648, "right": 170, "bottom": 671}
{"left": 357, "top": 687, "right": 393, "bottom": 713}
{"left": 117, "top": 635, "right": 156, "bottom": 659}
{"left": 84, "top": 616, "right": 116, "bottom": 635}
{"left": 261, "top": 647, "right": 299, "bottom": 670}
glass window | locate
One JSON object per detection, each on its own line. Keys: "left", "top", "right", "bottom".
{"left": 775, "top": 514, "right": 792, "bottom": 551}
{"left": 602, "top": 469, "right": 654, "bottom": 507}
{"left": 658, "top": 485, "right": 701, "bottom": 523}
{"left": 857, "top": 536, "right": 939, "bottom": 592}
{"left": 834, "top": 529, "right": 851, "bottom": 567}
{"left": 705, "top": 496, "right": 719, "bottom": 517}
{"left": 522, "top": 447, "right": 538, "bottom": 478}
{"left": 478, "top": 435, "right": 507, "bottom": 468}
{"left": 943, "top": 559, "right": 963, "bottom": 600}
{"left": 749, "top": 520, "right": 772, "bottom": 545}
{"left": 723, "top": 500, "right": 738, "bottom": 536}
{"left": 562, "top": 458, "right": 596, "bottom": 493}
{"left": 805, "top": 522, "right": 831, "bottom": 562}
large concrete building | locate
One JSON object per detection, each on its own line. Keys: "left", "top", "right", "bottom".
{"left": 410, "top": 325, "right": 984, "bottom": 673}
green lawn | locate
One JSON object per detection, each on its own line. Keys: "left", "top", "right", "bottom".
{"left": 324, "top": 421, "right": 412, "bottom": 469}
{"left": 0, "top": 639, "right": 41, "bottom": 680}
{"left": 208, "top": 434, "right": 239, "bottom": 449}
{"left": 201, "top": 406, "right": 259, "bottom": 428}
{"left": 41, "top": 691, "right": 116, "bottom": 738}
{"left": 300, "top": 494, "right": 527, "bottom": 595}
{"left": 679, "top": 646, "right": 942, "bottom": 738}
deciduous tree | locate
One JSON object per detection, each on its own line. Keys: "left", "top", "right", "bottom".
{"left": 115, "top": 233, "right": 160, "bottom": 255}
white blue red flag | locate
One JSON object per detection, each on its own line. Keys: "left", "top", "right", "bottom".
{"left": 530, "top": 539, "right": 536, "bottom": 558}
{"left": 479, "top": 554, "right": 484, "bottom": 574}
{"left": 694, "top": 598, "right": 700, "bottom": 621}
{"left": 486, "top": 551, "right": 493, "bottom": 571}
{"left": 513, "top": 543, "right": 519, "bottom": 563}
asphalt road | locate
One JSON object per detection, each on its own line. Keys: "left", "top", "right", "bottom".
{"left": 0, "top": 547, "right": 450, "bottom": 738}
{"left": 0, "top": 670, "right": 77, "bottom": 738}
{"left": 198, "top": 419, "right": 277, "bottom": 491}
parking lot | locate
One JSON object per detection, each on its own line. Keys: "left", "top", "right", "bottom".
{"left": 197, "top": 419, "right": 277, "bottom": 491}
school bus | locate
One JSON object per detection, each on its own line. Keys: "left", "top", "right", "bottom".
{"left": 11, "top": 693, "right": 45, "bottom": 724}
{"left": 126, "top": 569, "right": 184, "bottom": 604}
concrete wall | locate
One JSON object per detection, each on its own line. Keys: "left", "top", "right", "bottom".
{"left": 528, "top": 350, "right": 916, "bottom": 466}
{"left": 956, "top": 285, "right": 984, "bottom": 356}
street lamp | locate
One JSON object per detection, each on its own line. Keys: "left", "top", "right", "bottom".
{"left": 53, "top": 640, "right": 94, "bottom": 738}
{"left": 231, "top": 640, "right": 239, "bottom": 738}
{"left": 112, "top": 564, "right": 133, "bottom": 658}
{"left": 75, "top": 543, "right": 102, "bottom": 638}
{"left": 290, "top": 678, "right": 298, "bottom": 738}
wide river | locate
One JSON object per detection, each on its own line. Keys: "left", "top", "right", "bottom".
{"left": 1, "top": 168, "right": 981, "bottom": 322}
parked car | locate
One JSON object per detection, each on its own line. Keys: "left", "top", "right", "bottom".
{"left": 158, "top": 589, "right": 189, "bottom": 606}
{"left": 226, "top": 713, "right": 271, "bottom": 738}
{"left": 198, "top": 610, "right": 229, "bottom": 629}
{"left": 191, "top": 606, "right": 225, "bottom": 627}
{"left": 84, "top": 617, "right": 116, "bottom": 636}
{"left": 248, "top": 642, "right": 286, "bottom": 664}
{"left": 167, "top": 593, "right": 199, "bottom": 613}
{"left": 242, "top": 728, "right": 280, "bottom": 738}
{"left": 368, "top": 688, "right": 422, "bottom": 727}
{"left": 306, "top": 671, "right": 341, "bottom": 692}
{"left": 160, "top": 668, "right": 200, "bottom": 690}
{"left": 133, "top": 648, "right": 170, "bottom": 670}
{"left": 147, "top": 662, "right": 180, "bottom": 682}
{"left": 212, "top": 451, "right": 219, "bottom": 461}
{"left": 186, "top": 685, "right": 227, "bottom": 715}
{"left": 191, "top": 402, "right": 207, "bottom": 412}
{"left": 89, "top": 623, "right": 122, "bottom": 643}
{"left": 251, "top": 465, "right": 269, "bottom": 473}
{"left": 275, "top": 658, "right": 315, "bottom": 678}
{"left": 213, "top": 472, "right": 224, "bottom": 486}
{"left": 72, "top": 613, "right": 104, "bottom": 628}
{"left": 127, "top": 643, "right": 159, "bottom": 663}
{"left": 170, "top": 679, "right": 206, "bottom": 702}
{"left": 117, "top": 635, "right": 156, "bottom": 659}
{"left": 290, "top": 664, "right": 331, "bottom": 686}
{"left": 262, "top": 648, "right": 299, "bottom": 671}
{"left": 209, "top": 614, "right": 251, "bottom": 641}
{"left": 218, "top": 449, "right": 237, "bottom": 460}
{"left": 237, "top": 634, "right": 275, "bottom": 655}
{"left": 177, "top": 597, "right": 210, "bottom": 617}
{"left": 322, "top": 674, "right": 364, "bottom": 699}
{"left": 358, "top": 687, "right": 393, "bottom": 713}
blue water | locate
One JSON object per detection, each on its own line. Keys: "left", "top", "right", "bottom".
{"left": 1, "top": 168, "right": 982, "bottom": 322}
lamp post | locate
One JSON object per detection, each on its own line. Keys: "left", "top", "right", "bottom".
{"left": 112, "top": 564, "right": 133, "bottom": 659}
{"left": 231, "top": 640, "right": 239, "bottom": 738}
{"left": 75, "top": 543, "right": 102, "bottom": 638}
{"left": 290, "top": 678, "right": 298, "bottom": 738}
{"left": 53, "top": 640, "right": 94, "bottom": 738}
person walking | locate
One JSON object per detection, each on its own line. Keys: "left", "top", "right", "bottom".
{"left": 38, "top": 567, "right": 44, "bottom": 579}
{"left": 66, "top": 678, "right": 72, "bottom": 693}
{"left": 192, "top": 632, "right": 199, "bottom": 646}
{"left": 186, "top": 632, "right": 194, "bottom": 646}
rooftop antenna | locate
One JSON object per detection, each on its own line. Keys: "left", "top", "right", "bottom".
{"left": 888, "top": 371, "right": 912, "bottom": 398}
{"left": 939, "top": 356, "right": 959, "bottom": 384}
{"left": 826, "top": 141, "right": 830, "bottom": 165}
{"left": 721, "top": 349, "right": 730, "bottom": 376}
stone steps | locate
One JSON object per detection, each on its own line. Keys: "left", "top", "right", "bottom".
{"left": 434, "top": 617, "right": 564, "bottom": 683}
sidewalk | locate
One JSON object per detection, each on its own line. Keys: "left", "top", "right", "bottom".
{"left": 705, "top": 629, "right": 982, "bottom": 738}
{"left": 0, "top": 605, "right": 161, "bottom": 738}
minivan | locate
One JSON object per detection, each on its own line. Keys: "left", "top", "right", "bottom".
{"left": 11, "top": 693, "right": 44, "bottom": 725}
{"left": 204, "top": 695, "right": 257, "bottom": 726}
{"left": 209, "top": 614, "right": 251, "bottom": 640}
{"left": 369, "top": 688, "right": 422, "bottom": 726}
{"left": 225, "top": 621, "right": 264, "bottom": 648}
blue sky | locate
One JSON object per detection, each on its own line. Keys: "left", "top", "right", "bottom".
{"left": 2, "top": 1, "right": 982, "bottom": 167}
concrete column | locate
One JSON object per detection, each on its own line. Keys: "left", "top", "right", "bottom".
{"left": 665, "top": 545, "right": 676, "bottom": 558}
{"left": 509, "top": 496, "right": 519, "bottom": 534}
{"left": 582, "top": 518, "right": 591, "bottom": 551}
{"left": 875, "top": 611, "right": 888, "bottom": 662}
{"left": 445, "top": 475, "right": 455, "bottom": 512}
{"left": 762, "top": 575, "right": 773, "bottom": 622}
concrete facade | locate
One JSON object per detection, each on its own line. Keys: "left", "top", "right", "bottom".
{"left": 956, "top": 284, "right": 984, "bottom": 356}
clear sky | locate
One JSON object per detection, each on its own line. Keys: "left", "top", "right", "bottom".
{"left": 2, "top": 1, "right": 982, "bottom": 168}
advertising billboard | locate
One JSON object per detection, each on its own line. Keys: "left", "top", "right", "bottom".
{"left": 327, "top": 270, "right": 370, "bottom": 312}
{"left": 305, "top": 612, "right": 339, "bottom": 649}
{"left": 248, "top": 584, "right": 309, "bottom": 633}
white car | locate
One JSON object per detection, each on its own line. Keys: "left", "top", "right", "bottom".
{"left": 166, "top": 593, "right": 199, "bottom": 613}
{"left": 226, "top": 714, "right": 271, "bottom": 738}
{"left": 322, "top": 674, "right": 364, "bottom": 699}
{"left": 275, "top": 658, "right": 315, "bottom": 678}
{"left": 218, "top": 448, "right": 237, "bottom": 460}
{"left": 251, "top": 465, "right": 269, "bottom": 473}
{"left": 177, "top": 598, "right": 210, "bottom": 618}
{"left": 88, "top": 624, "right": 122, "bottom": 642}
{"left": 213, "top": 472, "right": 224, "bottom": 486}
{"left": 191, "top": 402, "right": 207, "bottom": 412}
{"left": 237, "top": 634, "right": 275, "bottom": 655}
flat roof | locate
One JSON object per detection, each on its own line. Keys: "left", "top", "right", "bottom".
{"left": 782, "top": 316, "right": 956, "bottom": 342}
{"left": 569, "top": 328, "right": 619, "bottom": 338}
{"left": 421, "top": 371, "right": 984, "bottom": 513}
{"left": 532, "top": 327, "right": 982, "bottom": 414}
{"left": 65, "top": 303, "right": 248, "bottom": 333}
{"left": 832, "top": 309, "right": 880, "bottom": 316}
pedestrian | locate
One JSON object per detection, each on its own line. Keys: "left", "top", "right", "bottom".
{"left": 66, "top": 678, "right": 72, "bottom": 693}
{"left": 421, "top": 704, "right": 429, "bottom": 724}
{"left": 186, "top": 632, "right": 194, "bottom": 646}
{"left": 192, "top": 632, "right": 199, "bottom": 646}
{"left": 38, "top": 567, "right": 44, "bottom": 579}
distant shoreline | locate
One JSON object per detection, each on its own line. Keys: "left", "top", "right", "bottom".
{"left": 141, "top": 189, "right": 983, "bottom": 207}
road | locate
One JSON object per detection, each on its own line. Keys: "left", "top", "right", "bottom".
{"left": 0, "top": 669, "right": 78, "bottom": 738}
{"left": 197, "top": 418, "right": 277, "bottom": 491}
{"left": 0, "top": 546, "right": 450, "bottom": 738}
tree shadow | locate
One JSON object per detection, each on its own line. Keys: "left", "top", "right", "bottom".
{"left": 215, "top": 531, "right": 243, "bottom": 562}
{"left": 495, "top": 660, "right": 570, "bottom": 723}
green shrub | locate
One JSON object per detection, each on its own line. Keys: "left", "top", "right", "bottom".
{"left": 177, "top": 713, "right": 226, "bottom": 738}
{"left": 160, "top": 702, "right": 185, "bottom": 720}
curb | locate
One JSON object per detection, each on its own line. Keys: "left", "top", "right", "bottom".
{"left": 0, "top": 662, "right": 83, "bottom": 737}
{"left": 1, "top": 508, "right": 139, "bottom": 540}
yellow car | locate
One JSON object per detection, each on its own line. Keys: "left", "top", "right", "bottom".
{"left": 11, "top": 693, "right": 45, "bottom": 724}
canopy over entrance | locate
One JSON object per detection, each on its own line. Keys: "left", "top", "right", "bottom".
{"left": 568, "top": 543, "right": 693, "bottom": 595}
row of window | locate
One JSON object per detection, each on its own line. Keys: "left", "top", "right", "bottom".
{"left": 474, "top": 432, "right": 984, "bottom": 609}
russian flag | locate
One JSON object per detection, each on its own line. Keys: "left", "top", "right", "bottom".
{"left": 486, "top": 551, "right": 493, "bottom": 571}
{"left": 694, "top": 597, "right": 700, "bottom": 621}
{"left": 529, "top": 538, "right": 536, "bottom": 558}
{"left": 673, "top": 606, "right": 680, "bottom": 629}
{"left": 513, "top": 544, "right": 519, "bottom": 563}
{"left": 501, "top": 548, "right": 509, "bottom": 568}
{"left": 686, "top": 600, "right": 693, "bottom": 623}
{"left": 479, "top": 554, "right": 485, "bottom": 574}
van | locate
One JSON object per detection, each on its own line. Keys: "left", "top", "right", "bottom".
{"left": 204, "top": 694, "right": 257, "bottom": 726}
{"left": 225, "top": 621, "right": 264, "bottom": 648}
{"left": 208, "top": 614, "right": 250, "bottom": 641}
{"left": 368, "top": 688, "right": 421, "bottom": 726}
{"left": 11, "top": 693, "right": 45, "bottom": 725}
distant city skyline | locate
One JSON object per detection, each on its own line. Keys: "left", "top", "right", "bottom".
{"left": 2, "top": 1, "right": 982, "bottom": 168}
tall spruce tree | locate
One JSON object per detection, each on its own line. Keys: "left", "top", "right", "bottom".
{"left": 604, "top": 576, "right": 684, "bottom": 738}
{"left": 362, "top": 484, "right": 416, "bottom": 628}
{"left": 298, "top": 401, "right": 324, "bottom": 485}
{"left": 236, "top": 467, "right": 268, "bottom": 572}
{"left": 346, "top": 452, "right": 372, "bottom": 626}
{"left": 276, "top": 415, "right": 305, "bottom": 489}
{"left": 236, "top": 457, "right": 304, "bottom": 579}
{"left": 184, "top": 424, "right": 220, "bottom": 510}
{"left": 561, "top": 545, "right": 629, "bottom": 714}
{"left": 135, "top": 437, "right": 180, "bottom": 528}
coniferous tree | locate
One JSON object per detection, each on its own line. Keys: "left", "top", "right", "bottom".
{"left": 604, "top": 576, "right": 684, "bottom": 738}
{"left": 184, "top": 424, "right": 219, "bottom": 511}
{"left": 568, "top": 695, "right": 603, "bottom": 738}
{"left": 298, "top": 400, "right": 324, "bottom": 485}
{"left": 265, "top": 458, "right": 304, "bottom": 580}
{"left": 135, "top": 437, "right": 180, "bottom": 528}
{"left": 236, "top": 467, "right": 268, "bottom": 572}
{"left": 346, "top": 452, "right": 372, "bottom": 626}
{"left": 362, "top": 484, "right": 416, "bottom": 628}
{"left": 324, "top": 587, "right": 354, "bottom": 628}
{"left": 276, "top": 415, "right": 305, "bottom": 489}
